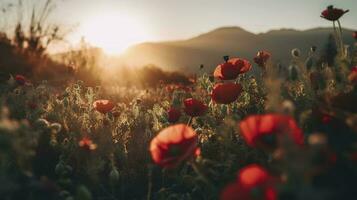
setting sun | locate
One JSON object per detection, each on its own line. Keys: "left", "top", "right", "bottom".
{"left": 80, "top": 13, "right": 150, "bottom": 54}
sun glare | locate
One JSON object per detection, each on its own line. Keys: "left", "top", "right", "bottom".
{"left": 80, "top": 13, "right": 150, "bottom": 55}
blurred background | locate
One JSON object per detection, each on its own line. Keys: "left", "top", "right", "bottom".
{"left": 0, "top": 0, "right": 356, "bottom": 88}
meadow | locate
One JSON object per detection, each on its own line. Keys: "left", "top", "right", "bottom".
{"left": 1, "top": 4, "right": 357, "bottom": 200}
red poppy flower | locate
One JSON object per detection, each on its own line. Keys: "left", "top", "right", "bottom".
{"left": 15, "top": 75, "right": 26, "bottom": 85}
{"left": 150, "top": 124, "right": 198, "bottom": 168}
{"left": 348, "top": 66, "right": 357, "bottom": 84}
{"left": 321, "top": 114, "right": 332, "bottom": 124}
{"left": 353, "top": 31, "right": 357, "bottom": 40}
{"left": 321, "top": 5, "right": 349, "bottom": 21}
{"left": 239, "top": 114, "right": 304, "bottom": 149}
{"left": 212, "top": 83, "right": 242, "bottom": 104}
{"left": 221, "top": 164, "right": 277, "bottom": 200}
{"left": 79, "top": 137, "right": 97, "bottom": 150}
{"left": 184, "top": 98, "right": 207, "bottom": 117}
{"left": 253, "top": 51, "right": 271, "bottom": 68}
{"left": 214, "top": 58, "right": 252, "bottom": 80}
{"left": 93, "top": 100, "right": 115, "bottom": 114}
{"left": 167, "top": 107, "right": 181, "bottom": 123}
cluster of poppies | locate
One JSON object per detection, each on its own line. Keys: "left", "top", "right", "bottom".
{"left": 167, "top": 51, "right": 272, "bottom": 124}
{"left": 150, "top": 111, "right": 304, "bottom": 199}
{"left": 167, "top": 98, "right": 208, "bottom": 123}
{"left": 211, "top": 56, "right": 249, "bottom": 104}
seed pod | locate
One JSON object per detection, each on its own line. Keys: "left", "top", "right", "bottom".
{"left": 291, "top": 48, "right": 301, "bottom": 58}
{"left": 288, "top": 65, "right": 299, "bottom": 81}
{"left": 311, "top": 46, "right": 317, "bottom": 53}
{"left": 35, "top": 118, "right": 50, "bottom": 129}
{"left": 109, "top": 167, "right": 120, "bottom": 183}
{"left": 76, "top": 185, "right": 92, "bottom": 200}
{"left": 50, "top": 123, "right": 62, "bottom": 133}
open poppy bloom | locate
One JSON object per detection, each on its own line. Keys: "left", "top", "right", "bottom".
{"left": 239, "top": 114, "right": 304, "bottom": 149}
{"left": 321, "top": 5, "right": 349, "bottom": 21}
{"left": 253, "top": 51, "right": 271, "bottom": 68}
{"left": 167, "top": 107, "right": 181, "bottom": 123}
{"left": 93, "top": 100, "right": 115, "bottom": 114}
{"left": 15, "top": 75, "right": 26, "bottom": 85}
{"left": 221, "top": 164, "right": 277, "bottom": 200}
{"left": 212, "top": 83, "right": 242, "bottom": 104}
{"left": 184, "top": 98, "right": 207, "bottom": 117}
{"left": 214, "top": 57, "right": 252, "bottom": 80}
{"left": 150, "top": 124, "right": 198, "bottom": 168}
{"left": 79, "top": 137, "right": 97, "bottom": 151}
{"left": 348, "top": 66, "right": 357, "bottom": 84}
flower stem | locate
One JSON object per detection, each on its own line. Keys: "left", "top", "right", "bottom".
{"left": 187, "top": 117, "right": 193, "bottom": 126}
{"left": 337, "top": 20, "right": 345, "bottom": 57}
{"left": 332, "top": 21, "right": 341, "bottom": 55}
{"left": 147, "top": 165, "right": 153, "bottom": 200}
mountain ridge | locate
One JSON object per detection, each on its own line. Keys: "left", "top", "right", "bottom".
{"left": 93, "top": 26, "right": 357, "bottom": 73}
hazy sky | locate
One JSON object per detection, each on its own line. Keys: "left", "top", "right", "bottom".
{"left": 54, "top": 0, "right": 357, "bottom": 39}
{"left": 2, "top": 0, "right": 356, "bottom": 53}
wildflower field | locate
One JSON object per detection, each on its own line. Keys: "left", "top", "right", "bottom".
{"left": 1, "top": 4, "right": 357, "bottom": 200}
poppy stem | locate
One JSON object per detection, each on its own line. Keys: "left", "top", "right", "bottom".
{"left": 147, "top": 165, "right": 153, "bottom": 200}
{"left": 187, "top": 117, "right": 193, "bottom": 126}
{"left": 332, "top": 21, "right": 341, "bottom": 55}
{"left": 190, "top": 161, "right": 215, "bottom": 191}
{"left": 337, "top": 20, "right": 345, "bottom": 57}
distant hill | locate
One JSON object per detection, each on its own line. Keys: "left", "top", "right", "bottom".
{"left": 119, "top": 27, "right": 356, "bottom": 73}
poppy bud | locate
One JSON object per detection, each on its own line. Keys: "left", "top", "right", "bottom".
{"left": 109, "top": 167, "right": 120, "bottom": 183}
{"left": 55, "top": 161, "right": 66, "bottom": 176}
{"left": 35, "top": 118, "right": 50, "bottom": 129}
{"left": 15, "top": 75, "right": 26, "bottom": 85}
{"left": 50, "top": 123, "right": 62, "bottom": 133}
{"left": 76, "top": 185, "right": 92, "bottom": 200}
{"left": 288, "top": 65, "right": 299, "bottom": 81}
{"left": 291, "top": 48, "right": 300, "bottom": 58}
{"left": 311, "top": 46, "right": 317, "bottom": 53}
